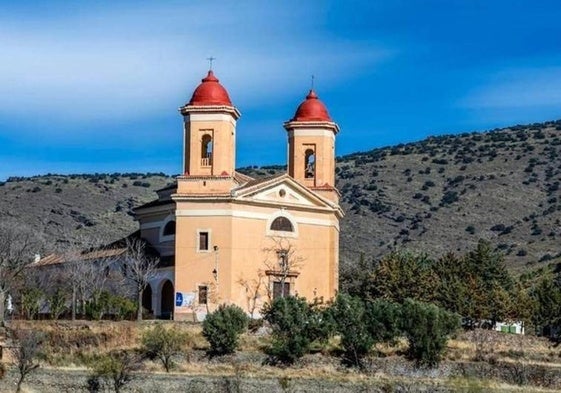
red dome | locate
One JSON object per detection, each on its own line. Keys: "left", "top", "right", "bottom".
{"left": 188, "top": 70, "right": 232, "bottom": 106}
{"left": 292, "top": 90, "right": 332, "bottom": 122}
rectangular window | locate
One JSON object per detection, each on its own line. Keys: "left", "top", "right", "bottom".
{"left": 273, "top": 281, "right": 290, "bottom": 300}
{"left": 198, "top": 231, "right": 209, "bottom": 251}
{"left": 198, "top": 285, "right": 208, "bottom": 305}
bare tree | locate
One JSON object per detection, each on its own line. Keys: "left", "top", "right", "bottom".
{"left": 55, "top": 232, "right": 120, "bottom": 320}
{"left": 90, "top": 350, "right": 140, "bottom": 393}
{"left": 122, "top": 237, "right": 159, "bottom": 321}
{"left": 0, "top": 221, "right": 43, "bottom": 324}
{"left": 237, "top": 271, "right": 266, "bottom": 318}
{"left": 262, "top": 237, "right": 304, "bottom": 300}
{"left": 10, "top": 329, "right": 44, "bottom": 393}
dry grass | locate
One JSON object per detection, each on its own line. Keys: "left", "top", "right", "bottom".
{"left": 7, "top": 320, "right": 561, "bottom": 391}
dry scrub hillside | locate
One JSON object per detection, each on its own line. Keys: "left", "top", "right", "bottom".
{"left": 0, "top": 173, "right": 174, "bottom": 249}
{"left": 1, "top": 120, "right": 561, "bottom": 272}
{"left": 242, "top": 120, "right": 561, "bottom": 272}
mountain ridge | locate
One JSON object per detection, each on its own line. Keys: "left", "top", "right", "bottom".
{"left": 2, "top": 120, "right": 561, "bottom": 272}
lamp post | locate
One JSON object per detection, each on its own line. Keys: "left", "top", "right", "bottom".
{"left": 212, "top": 245, "right": 219, "bottom": 283}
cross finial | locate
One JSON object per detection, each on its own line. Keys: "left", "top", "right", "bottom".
{"left": 207, "top": 56, "right": 216, "bottom": 70}
{"left": 311, "top": 74, "right": 315, "bottom": 90}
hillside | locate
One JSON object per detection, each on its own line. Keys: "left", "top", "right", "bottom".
{"left": 2, "top": 120, "right": 561, "bottom": 271}
{"left": 0, "top": 173, "right": 174, "bottom": 250}
{"left": 335, "top": 120, "right": 561, "bottom": 272}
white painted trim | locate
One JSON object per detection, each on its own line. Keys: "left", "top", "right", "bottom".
{"left": 176, "top": 209, "right": 338, "bottom": 229}
{"left": 288, "top": 129, "right": 335, "bottom": 139}
{"left": 266, "top": 211, "right": 298, "bottom": 238}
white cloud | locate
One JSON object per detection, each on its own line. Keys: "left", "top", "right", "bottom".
{"left": 0, "top": 2, "right": 393, "bottom": 127}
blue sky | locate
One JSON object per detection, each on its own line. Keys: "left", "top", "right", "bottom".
{"left": 1, "top": 0, "right": 561, "bottom": 180}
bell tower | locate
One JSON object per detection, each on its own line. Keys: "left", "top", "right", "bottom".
{"left": 284, "top": 90, "right": 340, "bottom": 203}
{"left": 178, "top": 70, "right": 240, "bottom": 194}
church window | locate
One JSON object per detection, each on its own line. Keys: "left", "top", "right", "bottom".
{"left": 198, "top": 231, "right": 209, "bottom": 251}
{"left": 304, "top": 149, "right": 315, "bottom": 178}
{"left": 201, "top": 134, "right": 213, "bottom": 166}
{"left": 162, "top": 220, "right": 176, "bottom": 236}
{"left": 198, "top": 285, "right": 208, "bottom": 304}
{"left": 270, "top": 217, "right": 293, "bottom": 232}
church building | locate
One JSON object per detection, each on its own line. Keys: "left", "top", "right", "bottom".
{"left": 134, "top": 70, "right": 343, "bottom": 320}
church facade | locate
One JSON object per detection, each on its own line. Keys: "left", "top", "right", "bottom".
{"left": 134, "top": 70, "right": 343, "bottom": 320}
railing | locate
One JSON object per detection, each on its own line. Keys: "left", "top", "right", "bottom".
{"left": 201, "top": 157, "right": 212, "bottom": 166}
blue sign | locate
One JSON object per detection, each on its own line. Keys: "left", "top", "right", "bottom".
{"left": 175, "top": 292, "right": 183, "bottom": 307}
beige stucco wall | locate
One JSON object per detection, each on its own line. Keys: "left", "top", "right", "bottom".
{"left": 173, "top": 199, "right": 339, "bottom": 320}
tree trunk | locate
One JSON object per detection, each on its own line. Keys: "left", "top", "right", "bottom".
{"left": 71, "top": 286, "right": 76, "bottom": 321}
{"left": 16, "top": 374, "right": 24, "bottom": 393}
{"left": 0, "top": 289, "right": 5, "bottom": 325}
{"left": 137, "top": 287, "right": 143, "bottom": 321}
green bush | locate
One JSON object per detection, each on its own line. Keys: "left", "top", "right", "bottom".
{"left": 141, "top": 324, "right": 190, "bottom": 372}
{"left": 400, "top": 299, "right": 460, "bottom": 367}
{"left": 328, "top": 294, "right": 374, "bottom": 367}
{"left": 21, "top": 288, "right": 43, "bottom": 320}
{"left": 89, "top": 351, "right": 139, "bottom": 393}
{"left": 262, "top": 296, "right": 319, "bottom": 364}
{"left": 109, "top": 296, "right": 136, "bottom": 321}
{"left": 48, "top": 288, "right": 67, "bottom": 320}
{"left": 85, "top": 292, "right": 136, "bottom": 321}
{"left": 328, "top": 295, "right": 400, "bottom": 367}
{"left": 366, "top": 299, "right": 401, "bottom": 343}
{"left": 85, "top": 291, "right": 112, "bottom": 320}
{"left": 202, "top": 304, "right": 248, "bottom": 356}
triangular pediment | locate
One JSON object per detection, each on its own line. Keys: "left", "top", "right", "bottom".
{"left": 234, "top": 175, "right": 335, "bottom": 209}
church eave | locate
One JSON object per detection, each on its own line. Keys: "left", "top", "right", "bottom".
{"left": 179, "top": 104, "right": 241, "bottom": 120}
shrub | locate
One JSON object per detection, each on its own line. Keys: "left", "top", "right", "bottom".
{"left": 110, "top": 296, "right": 136, "bottom": 321}
{"left": 21, "top": 288, "right": 43, "bottom": 320}
{"left": 328, "top": 294, "right": 373, "bottom": 367}
{"left": 89, "top": 351, "right": 140, "bottom": 393}
{"left": 202, "top": 304, "right": 248, "bottom": 356}
{"left": 440, "top": 191, "right": 459, "bottom": 205}
{"left": 48, "top": 288, "right": 67, "bottom": 320}
{"left": 262, "top": 296, "right": 317, "bottom": 364}
{"left": 400, "top": 299, "right": 460, "bottom": 367}
{"left": 366, "top": 299, "right": 401, "bottom": 343}
{"left": 142, "top": 324, "right": 190, "bottom": 372}
{"left": 11, "top": 329, "right": 44, "bottom": 393}
{"left": 85, "top": 292, "right": 135, "bottom": 321}
{"left": 329, "top": 295, "right": 401, "bottom": 368}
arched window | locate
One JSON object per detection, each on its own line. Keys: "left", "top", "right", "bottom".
{"left": 201, "top": 134, "right": 213, "bottom": 166}
{"left": 304, "top": 149, "right": 315, "bottom": 178}
{"left": 162, "top": 220, "right": 176, "bottom": 236}
{"left": 270, "top": 217, "right": 294, "bottom": 232}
